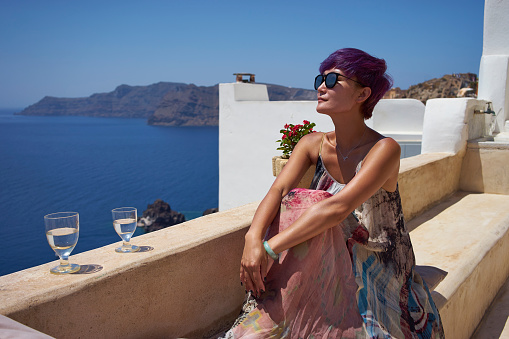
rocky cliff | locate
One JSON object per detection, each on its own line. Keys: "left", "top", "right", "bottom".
{"left": 385, "top": 73, "right": 478, "bottom": 103}
{"left": 137, "top": 199, "right": 186, "bottom": 233}
{"left": 18, "top": 82, "right": 185, "bottom": 119}
{"left": 17, "top": 82, "right": 317, "bottom": 126}
{"left": 147, "top": 84, "right": 219, "bottom": 126}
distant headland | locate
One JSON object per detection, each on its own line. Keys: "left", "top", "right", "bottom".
{"left": 15, "top": 82, "right": 316, "bottom": 126}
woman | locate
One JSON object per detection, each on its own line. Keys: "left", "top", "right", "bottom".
{"left": 227, "top": 48, "right": 444, "bottom": 338}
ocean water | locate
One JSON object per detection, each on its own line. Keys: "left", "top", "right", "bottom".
{"left": 0, "top": 109, "right": 218, "bottom": 276}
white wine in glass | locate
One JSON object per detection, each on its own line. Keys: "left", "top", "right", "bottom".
{"left": 44, "top": 212, "right": 80, "bottom": 274}
{"left": 112, "top": 207, "right": 140, "bottom": 253}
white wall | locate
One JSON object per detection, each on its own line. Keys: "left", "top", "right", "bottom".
{"left": 478, "top": 0, "right": 509, "bottom": 135}
{"left": 219, "top": 83, "right": 424, "bottom": 211}
{"left": 370, "top": 99, "right": 425, "bottom": 141}
{"left": 421, "top": 98, "right": 489, "bottom": 154}
{"left": 483, "top": 0, "right": 509, "bottom": 55}
{"left": 219, "top": 83, "right": 331, "bottom": 211}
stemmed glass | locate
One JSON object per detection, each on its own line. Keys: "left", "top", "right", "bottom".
{"left": 112, "top": 207, "right": 139, "bottom": 253}
{"left": 44, "top": 212, "right": 80, "bottom": 274}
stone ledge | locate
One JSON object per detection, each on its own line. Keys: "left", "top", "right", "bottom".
{"left": 399, "top": 153, "right": 463, "bottom": 221}
{"left": 0, "top": 202, "right": 259, "bottom": 338}
{"left": 460, "top": 141, "right": 509, "bottom": 194}
{"left": 409, "top": 192, "right": 509, "bottom": 339}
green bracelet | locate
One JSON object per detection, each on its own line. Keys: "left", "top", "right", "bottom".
{"left": 263, "top": 241, "right": 279, "bottom": 260}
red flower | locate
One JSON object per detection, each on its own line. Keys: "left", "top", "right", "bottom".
{"left": 303, "top": 120, "right": 310, "bottom": 125}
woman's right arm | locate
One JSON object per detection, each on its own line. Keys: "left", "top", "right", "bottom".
{"left": 240, "top": 133, "right": 321, "bottom": 296}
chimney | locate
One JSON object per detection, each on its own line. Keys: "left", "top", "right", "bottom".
{"left": 233, "top": 73, "right": 255, "bottom": 83}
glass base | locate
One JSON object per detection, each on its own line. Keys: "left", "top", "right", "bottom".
{"left": 115, "top": 244, "right": 140, "bottom": 253}
{"left": 50, "top": 263, "right": 80, "bottom": 274}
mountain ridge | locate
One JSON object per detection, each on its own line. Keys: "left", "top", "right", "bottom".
{"left": 16, "top": 82, "right": 317, "bottom": 126}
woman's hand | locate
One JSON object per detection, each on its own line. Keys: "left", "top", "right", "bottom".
{"left": 240, "top": 233, "right": 272, "bottom": 297}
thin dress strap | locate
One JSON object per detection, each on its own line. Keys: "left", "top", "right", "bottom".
{"left": 317, "top": 132, "right": 358, "bottom": 221}
{"left": 319, "top": 133, "right": 326, "bottom": 157}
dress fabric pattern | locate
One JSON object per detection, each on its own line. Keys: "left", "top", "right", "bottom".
{"left": 229, "top": 150, "right": 445, "bottom": 338}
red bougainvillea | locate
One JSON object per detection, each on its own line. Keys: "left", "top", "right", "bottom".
{"left": 276, "top": 120, "right": 316, "bottom": 158}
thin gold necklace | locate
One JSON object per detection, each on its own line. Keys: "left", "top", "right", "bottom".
{"left": 336, "top": 126, "right": 367, "bottom": 161}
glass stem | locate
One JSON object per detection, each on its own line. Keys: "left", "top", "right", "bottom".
{"left": 60, "top": 256, "right": 70, "bottom": 267}
{"left": 123, "top": 241, "right": 131, "bottom": 249}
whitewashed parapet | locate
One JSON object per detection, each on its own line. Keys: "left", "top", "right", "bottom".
{"left": 370, "top": 99, "right": 424, "bottom": 139}
{"left": 421, "top": 98, "right": 490, "bottom": 154}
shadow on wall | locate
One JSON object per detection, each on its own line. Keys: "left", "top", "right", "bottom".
{"left": 460, "top": 147, "right": 485, "bottom": 193}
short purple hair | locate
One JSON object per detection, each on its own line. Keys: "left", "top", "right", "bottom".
{"left": 319, "top": 48, "right": 393, "bottom": 119}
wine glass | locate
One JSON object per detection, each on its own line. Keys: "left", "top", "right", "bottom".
{"left": 112, "top": 207, "right": 140, "bottom": 253}
{"left": 44, "top": 212, "right": 80, "bottom": 274}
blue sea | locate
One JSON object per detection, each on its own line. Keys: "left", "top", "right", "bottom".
{"left": 0, "top": 109, "right": 218, "bottom": 276}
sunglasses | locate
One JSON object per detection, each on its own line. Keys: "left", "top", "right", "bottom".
{"left": 314, "top": 72, "right": 365, "bottom": 90}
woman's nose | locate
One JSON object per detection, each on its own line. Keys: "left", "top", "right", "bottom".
{"left": 317, "top": 81, "right": 327, "bottom": 92}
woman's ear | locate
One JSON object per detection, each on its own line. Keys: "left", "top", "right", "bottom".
{"left": 356, "top": 87, "right": 371, "bottom": 103}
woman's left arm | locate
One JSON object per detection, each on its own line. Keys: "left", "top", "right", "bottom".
{"left": 266, "top": 138, "right": 401, "bottom": 254}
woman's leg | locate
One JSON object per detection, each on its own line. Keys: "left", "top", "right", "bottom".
{"left": 232, "top": 189, "right": 364, "bottom": 338}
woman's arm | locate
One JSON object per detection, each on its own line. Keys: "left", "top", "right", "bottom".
{"left": 240, "top": 133, "right": 322, "bottom": 295}
{"left": 266, "top": 137, "right": 401, "bottom": 255}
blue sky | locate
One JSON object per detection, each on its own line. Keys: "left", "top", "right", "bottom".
{"left": 0, "top": 0, "right": 485, "bottom": 108}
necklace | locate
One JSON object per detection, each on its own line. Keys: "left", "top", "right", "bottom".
{"left": 335, "top": 126, "right": 367, "bottom": 161}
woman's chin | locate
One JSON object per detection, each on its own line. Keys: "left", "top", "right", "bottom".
{"left": 315, "top": 106, "right": 332, "bottom": 116}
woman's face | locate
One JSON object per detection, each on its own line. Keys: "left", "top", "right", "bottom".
{"left": 316, "top": 68, "right": 364, "bottom": 117}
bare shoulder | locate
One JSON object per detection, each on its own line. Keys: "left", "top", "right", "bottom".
{"left": 292, "top": 131, "right": 327, "bottom": 163}
{"left": 364, "top": 136, "right": 401, "bottom": 164}
{"left": 295, "top": 131, "right": 325, "bottom": 152}
{"left": 299, "top": 131, "right": 325, "bottom": 144}
{"left": 373, "top": 137, "right": 400, "bottom": 154}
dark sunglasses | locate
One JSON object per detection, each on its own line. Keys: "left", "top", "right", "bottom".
{"left": 314, "top": 72, "right": 365, "bottom": 90}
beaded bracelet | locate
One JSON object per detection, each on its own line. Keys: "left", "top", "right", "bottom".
{"left": 263, "top": 241, "right": 279, "bottom": 260}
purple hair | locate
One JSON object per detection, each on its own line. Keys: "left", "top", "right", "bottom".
{"left": 319, "top": 48, "right": 393, "bottom": 119}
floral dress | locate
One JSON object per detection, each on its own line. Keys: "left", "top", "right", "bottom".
{"left": 226, "top": 135, "right": 445, "bottom": 338}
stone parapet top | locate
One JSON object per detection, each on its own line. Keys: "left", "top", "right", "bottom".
{"left": 1, "top": 201, "right": 259, "bottom": 312}
{"left": 467, "top": 138, "right": 509, "bottom": 149}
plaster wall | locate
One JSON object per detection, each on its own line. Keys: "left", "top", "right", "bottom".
{"left": 483, "top": 0, "right": 509, "bottom": 56}
{"left": 478, "top": 55, "right": 509, "bottom": 135}
{"left": 460, "top": 140, "right": 509, "bottom": 194}
{"left": 219, "top": 83, "right": 326, "bottom": 211}
{"left": 421, "top": 98, "right": 489, "bottom": 154}
{"left": 399, "top": 153, "right": 463, "bottom": 221}
{"left": 477, "top": 0, "right": 509, "bottom": 132}
{"left": 370, "top": 99, "right": 425, "bottom": 138}
{"left": 219, "top": 83, "right": 425, "bottom": 211}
